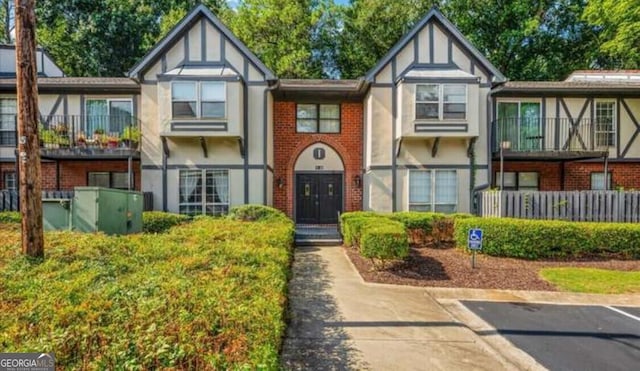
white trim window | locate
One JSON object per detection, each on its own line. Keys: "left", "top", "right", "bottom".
{"left": 172, "top": 81, "right": 226, "bottom": 119}
{"left": 3, "top": 171, "right": 16, "bottom": 190}
{"left": 0, "top": 98, "right": 16, "bottom": 146}
{"left": 179, "top": 169, "right": 229, "bottom": 216}
{"left": 595, "top": 100, "right": 615, "bottom": 147}
{"left": 409, "top": 170, "right": 458, "bottom": 213}
{"left": 416, "top": 84, "right": 467, "bottom": 120}
{"left": 591, "top": 172, "right": 612, "bottom": 190}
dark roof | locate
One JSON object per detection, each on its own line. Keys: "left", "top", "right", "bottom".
{"left": 128, "top": 5, "right": 275, "bottom": 80}
{"left": 273, "top": 79, "right": 368, "bottom": 102}
{"left": 492, "top": 80, "right": 640, "bottom": 96}
{"left": 364, "top": 7, "right": 506, "bottom": 83}
{"left": 0, "top": 77, "right": 140, "bottom": 93}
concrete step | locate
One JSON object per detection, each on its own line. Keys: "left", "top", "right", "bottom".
{"left": 295, "top": 238, "right": 343, "bottom": 246}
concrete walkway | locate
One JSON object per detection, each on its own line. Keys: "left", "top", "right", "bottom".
{"left": 281, "top": 245, "right": 515, "bottom": 370}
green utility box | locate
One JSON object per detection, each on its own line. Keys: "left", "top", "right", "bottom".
{"left": 42, "top": 198, "right": 72, "bottom": 231}
{"left": 72, "top": 187, "right": 143, "bottom": 235}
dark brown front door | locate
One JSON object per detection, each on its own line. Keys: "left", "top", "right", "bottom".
{"left": 296, "top": 173, "right": 342, "bottom": 224}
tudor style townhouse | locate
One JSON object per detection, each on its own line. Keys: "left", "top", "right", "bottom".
{"left": 2, "top": 4, "right": 640, "bottom": 224}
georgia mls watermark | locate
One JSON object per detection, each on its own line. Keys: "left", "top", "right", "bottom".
{"left": 0, "top": 353, "right": 55, "bottom": 371}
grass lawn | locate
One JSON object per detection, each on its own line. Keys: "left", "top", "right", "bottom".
{"left": 0, "top": 213, "right": 293, "bottom": 369}
{"left": 540, "top": 268, "right": 640, "bottom": 294}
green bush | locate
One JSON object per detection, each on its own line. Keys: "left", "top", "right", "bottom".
{"left": 360, "top": 221, "right": 409, "bottom": 267}
{"left": 228, "top": 204, "right": 290, "bottom": 222}
{"left": 388, "top": 212, "right": 444, "bottom": 233}
{"left": 454, "top": 217, "right": 640, "bottom": 260}
{"left": 0, "top": 217, "right": 294, "bottom": 369}
{"left": 142, "top": 211, "right": 190, "bottom": 233}
{"left": 0, "top": 211, "right": 21, "bottom": 224}
{"left": 340, "top": 212, "right": 389, "bottom": 246}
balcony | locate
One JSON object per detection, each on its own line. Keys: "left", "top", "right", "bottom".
{"left": 0, "top": 114, "right": 141, "bottom": 159}
{"left": 492, "top": 117, "right": 611, "bottom": 160}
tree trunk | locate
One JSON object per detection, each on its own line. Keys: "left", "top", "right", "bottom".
{"left": 15, "top": 0, "right": 43, "bottom": 258}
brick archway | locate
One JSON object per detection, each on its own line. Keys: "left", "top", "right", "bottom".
{"left": 273, "top": 101, "right": 363, "bottom": 219}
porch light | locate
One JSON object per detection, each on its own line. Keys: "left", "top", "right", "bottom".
{"left": 277, "top": 177, "right": 285, "bottom": 189}
{"left": 501, "top": 140, "right": 512, "bottom": 150}
{"left": 353, "top": 175, "right": 362, "bottom": 188}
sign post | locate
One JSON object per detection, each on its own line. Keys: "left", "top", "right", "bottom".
{"left": 467, "top": 228, "right": 483, "bottom": 269}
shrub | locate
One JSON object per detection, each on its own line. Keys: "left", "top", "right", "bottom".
{"left": 0, "top": 217, "right": 293, "bottom": 369}
{"left": 454, "top": 217, "right": 640, "bottom": 260}
{"left": 228, "top": 204, "right": 290, "bottom": 222}
{"left": 388, "top": 212, "right": 446, "bottom": 245}
{"left": 340, "top": 212, "right": 389, "bottom": 246}
{"left": 0, "top": 211, "right": 21, "bottom": 224}
{"left": 360, "top": 221, "right": 409, "bottom": 268}
{"left": 142, "top": 211, "right": 190, "bottom": 233}
{"left": 432, "top": 213, "right": 473, "bottom": 244}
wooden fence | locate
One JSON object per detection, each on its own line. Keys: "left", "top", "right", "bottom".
{"left": 478, "top": 190, "right": 640, "bottom": 223}
{"left": 1, "top": 190, "right": 154, "bottom": 212}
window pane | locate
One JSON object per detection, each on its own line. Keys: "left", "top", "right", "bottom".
{"left": 172, "top": 82, "right": 196, "bottom": 100}
{"left": 518, "top": 172, "right": 539, "bottom": 189}
{"left": 443, "top": 103, "right": 466, "bottom": 119}
{"left": 435, "top": 170, "right": 457, "bottom": 206}
{"left": 109, "top": 101, "right": 132, "bottom": 133}
{"left": 496, "top": 172, "right": 516, "bottom": 188}
{"left": 591, "top": 172, "right": 611, "bottom": 190}
{"left": 443, "top": 85, "right": 465, "bottom": 103}
{"left": 112, "top": 172, "right": 130, "bottom": 189}
{"left": 201, "top": 82, "right": 225, "bottom": 101}
{"left": 88, "top": 172, "right": 110, "bottom": 188}
{"left": 595, "top": 101, "right": 615, "bottom": 147}
{"left": 409, "top": 204, "right": 431, "bottom": 212}
{"left": 297, "top": 119, "right": 317, "bottom": 132}
{"left": 179, "top": 170, "right": 202, "bottom": 205}
{"left": 416, "top": 103, "right": 438, "bottom": 119}
{"left": 202, "top": 102, "right": 225, "bottom": 118}
{"left": 3, "top": 171, "right": 16, "bottom": 190}
{"left": 320, "top": 104, "right": 340, "bottom": 119}
{"left": 319, "top": 119, "right": 340, "bottom": 133}
{"left": 409, "top": 171, "right": 431, "bottom": 204}
{"left": 416, "top": 85, "right": 438, "bottom": 102}
{"left": 173, "top": 102, "right": 197, "bottom": 118}
{"left": 297, "top": 104, "right": 317, "bottom": 119}
{"left": 205, "top": 170, "right": 229, "bottom": 203}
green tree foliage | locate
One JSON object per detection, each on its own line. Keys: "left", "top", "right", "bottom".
{"left": 0, "top": 0, "right": 12, "bottom": 43}
{"left": 35, "top": 0, "right": 227, "bottom": 77}
{"left": 226, "top": 0, "right": 323, "bottom": 78}
{"left": 445, "top": 0, "right": 597, "bottom": 80}
{"left": 583, "top": 0, "right": 640, "bottom": 69}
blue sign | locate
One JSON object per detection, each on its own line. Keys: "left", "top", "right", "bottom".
{"left": 467, "top": 228, "right": 483, "bottom": 250}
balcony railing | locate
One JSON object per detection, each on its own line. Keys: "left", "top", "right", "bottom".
{"left": 0, "top": 114, "right": 141, "bottom": 156}
{"left": 492, "top": 117, "right": 614, "bottom": 153}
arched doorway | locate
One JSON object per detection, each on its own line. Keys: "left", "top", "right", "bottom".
{"left": 294, "top": 143, "right": 344, "bottom": 224}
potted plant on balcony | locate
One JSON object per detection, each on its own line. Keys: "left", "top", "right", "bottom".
{"left": 106, "top": 135, "right": 119, "bottom": 149}
{"left": 77, "top": 133, "right": 87, "bottom": 147}
{"left": 39, "top": 128, "right": 59, "bottom": 149}
{"left": 121, "top": 126, "right": 141, "bottom": 149}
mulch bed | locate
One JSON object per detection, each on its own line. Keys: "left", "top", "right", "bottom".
{"left": 344, "top": 242, "right": 640, "bottom": 291}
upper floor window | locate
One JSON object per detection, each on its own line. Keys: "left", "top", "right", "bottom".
{"left": 0, "top": 98, "right": 16, "bottom": 146}
{"left": 3, "top": 171, "right": 16, "bottom": 191}
{"left": 172, "top": 81, "right": 225, "bottom": 119}
{"left": 595, "top": 100, "right": 615, "bottom": 147}
{"left": 86, "top": 99, "right": 133, "bottom": 135}
{"left": 296, "top": 104, "right": 340, "bottom": 133}
{"left": 416, "top": 84, "right": 466, "bottom": 120}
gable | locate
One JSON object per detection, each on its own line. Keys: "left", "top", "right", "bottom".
{"left": 128, "top": 5, "right": 275, "bottom": 82}
{"left": 365, "top": 7, "right": 505, "bottom": 84}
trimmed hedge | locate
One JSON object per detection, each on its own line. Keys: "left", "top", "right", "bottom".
{"left": 341, "top": 212, "right": 408, "bottom": 266}
{"left": 228, "top": 204, "right": 290, "bottom": 222}
{"left": 142, "top": 211, "right": 191, "bottom": 233}
{"left": 340, "top": 212, "right": 389, "bottom": 246}
{"left": 388, "top": 212, "right": 444, "bottom": 233}
{"left": 454, "top": 217, "right": 640, "bottom": 260}
{"left": 0, "top": 211, "right": 21, "bottom": 224}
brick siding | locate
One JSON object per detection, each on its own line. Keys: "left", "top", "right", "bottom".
{"left": 273, "top": 101, "right": 363, "bottom": 219}
{"left": 493, "top": 160, "right": 640, "bottom": 191}
{"left": 1, "top": 160, "right": 140, "bottom": 191}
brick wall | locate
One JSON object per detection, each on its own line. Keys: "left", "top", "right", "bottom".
{"left": 273, "top": 101, "right": 363, "bottom": 219}
{"left": 492, "top": 160, "right": 640, "bottom": 190}
{"left": 1, "top": 160, "right": 140, "bottom": 191}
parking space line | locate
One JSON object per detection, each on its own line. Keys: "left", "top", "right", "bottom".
{"left": 605, "top": 305, "right": 640, "bottom": 323}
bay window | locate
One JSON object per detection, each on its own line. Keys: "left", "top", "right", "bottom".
{"left": 172, "top": 81, "right": 226, "bottom": 119}
{"left": 416, "top": 84, "right": 466, "bottom": 120}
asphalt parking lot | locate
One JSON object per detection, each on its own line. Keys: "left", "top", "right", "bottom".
{"left": 462, "top": 301, "right": 640, "bottom": 371}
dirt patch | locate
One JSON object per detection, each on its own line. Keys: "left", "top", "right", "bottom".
{"left": 344, "top": 244, "right": 640, "bottom": 291}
